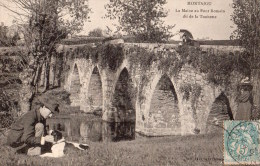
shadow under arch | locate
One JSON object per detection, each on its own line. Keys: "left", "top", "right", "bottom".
{"left": 87, "top": 66, "right": 103, "bottom": 112}
{"left": 112, "top": 68, "right": 135, "bottom": 122}
{"left": 70, "top": 64, "right": 81, "bottom": 106}
{"left": 148, "top": 74, "right": 181, "bottom": 133}
{"left": 206, "top": 92, "right": 234, "bottom": 133}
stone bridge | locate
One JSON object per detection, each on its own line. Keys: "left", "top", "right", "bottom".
{"left": 56, "top": 42, "right": 243, "bottom": 136}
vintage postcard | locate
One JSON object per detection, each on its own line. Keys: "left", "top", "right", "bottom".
{"left": 0, "top": 0, "right": 259, "bottom": 165}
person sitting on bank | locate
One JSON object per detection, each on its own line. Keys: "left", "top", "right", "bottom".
{"left": 6, "top": 96, "right": 59, "bottom": 156}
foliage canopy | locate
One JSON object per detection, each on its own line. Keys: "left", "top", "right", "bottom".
{"left": 231, "top": 0, "right": 260, "bottom": 68}
{"left": 88, "top": 28, "right": 104, "bottom": 37}
{"left": 0, "top": 0, "right": 91, "bottom": 90}
{"left": 0, "top": 0, "right": 91, "bottom": 114}
{"left": 105, "top": 0, "right": 174, "bottom": 42}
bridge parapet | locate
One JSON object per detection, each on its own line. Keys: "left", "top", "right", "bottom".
{"left": 200, "top": 45, "right": 243, "bottom": 54}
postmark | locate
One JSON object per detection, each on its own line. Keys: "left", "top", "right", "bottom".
{"left": 224, "top": 121, "right": 260, "bottom": 165}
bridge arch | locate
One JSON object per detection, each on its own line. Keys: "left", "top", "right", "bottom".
{"left": 70, "top": 63, "right": 81, "bottom": 106}
{"left": 87, "top": 66, "right": 103, "bottom": 112}
{"left": 112, "top": 67, "right": 135, "bottom": 122}
{"left": 206, "top": 92, "right": 234, "bottom": 133}
{"left": 113, "top": 58, "right": 131, "bottom": 88}
{"left": 144, "top": 73, "right": 181, "bottom": 135}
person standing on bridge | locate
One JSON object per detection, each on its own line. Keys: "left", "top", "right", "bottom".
{"left": 235, "top": 77, "right": 253, "bottom": 120}
{"left": 6, "top": 95, "right": 59, "bottom": 156}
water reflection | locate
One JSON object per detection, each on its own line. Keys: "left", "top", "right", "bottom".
{"left": 102, "top": 122, "right": 135, "bottom": 142}
{"left": 47, "top": 117, "right": 135, "bottom": 143}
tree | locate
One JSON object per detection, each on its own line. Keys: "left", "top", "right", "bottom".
{"left": 105, "top": 0, "right": 174, "bottom": 43}
{"left": 0, "top": 24, "right": 20, "bottom": 46}
{"left": 231, "top": 0, "right": 260, "bottom": 117}
{"left": 0, "top": 0, "right": 91, "bottom": 113}
{"left": 88, "top": 28, "right": 104, "bottom": 37}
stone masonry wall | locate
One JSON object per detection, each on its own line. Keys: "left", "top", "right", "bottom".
{"left": 60, "top": 43, "right": 243, "bottom": 136}
{"left": 87, "top": 67, "right": 103, "bottom": 111}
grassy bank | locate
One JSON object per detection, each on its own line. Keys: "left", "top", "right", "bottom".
{"left": 0, "top": 87, "right": 224, "bottom": 166}
{"left": 0, "top": 131, "right": 223, "bottom": 166}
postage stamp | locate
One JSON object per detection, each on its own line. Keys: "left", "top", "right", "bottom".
{"left": 224, "top": 121, "right": 260, "bottom": 165}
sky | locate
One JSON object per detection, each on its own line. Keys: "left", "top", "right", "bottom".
{"left": 0, "top": 0, "right": 235, "bottom": 40}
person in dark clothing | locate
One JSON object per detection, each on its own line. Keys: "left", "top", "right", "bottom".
{"left": 6, "top": 96, "right": 59, "bottom": 156}
{"left": 236, "top": 78, "right": 253, "bottom": 120}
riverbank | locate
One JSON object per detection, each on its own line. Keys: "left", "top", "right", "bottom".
{"left": 0, "top": 131, "right": 223, "bottom": 166}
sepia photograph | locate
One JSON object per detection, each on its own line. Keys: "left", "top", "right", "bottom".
{"left": 0, "top": 0, "right": 259, "bottom": 165}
